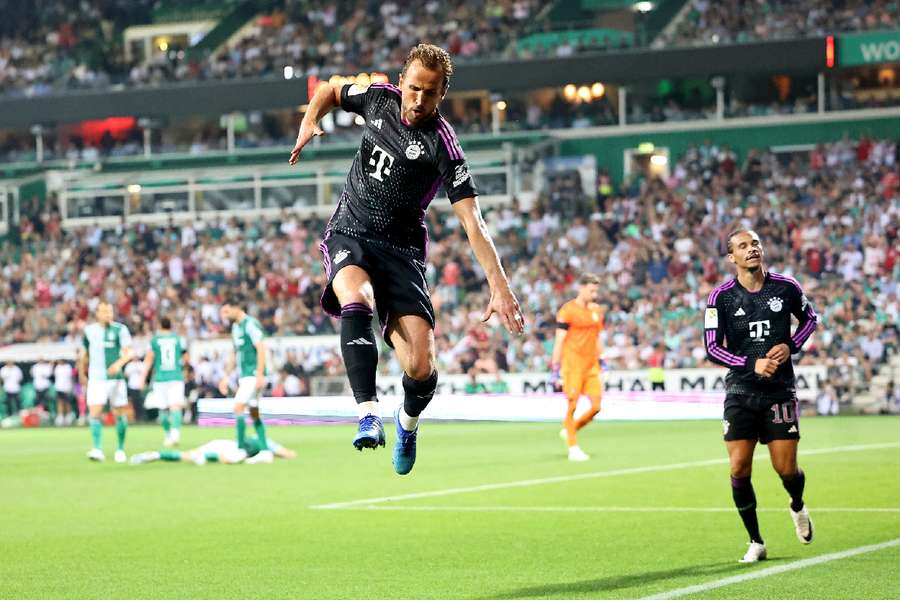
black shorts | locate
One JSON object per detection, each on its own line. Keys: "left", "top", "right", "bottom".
{"left": 319, "top": 233, "right": 435, "bottom": 347}
{"left": 34, "top": 388, "right": 52, "bottom": 406}
{"left": 723, "top": 394, "right": 800, "bottom": 444}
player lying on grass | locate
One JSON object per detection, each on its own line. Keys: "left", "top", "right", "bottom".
{"left": 130, "top": 436, "right": 296, "bottom": 465}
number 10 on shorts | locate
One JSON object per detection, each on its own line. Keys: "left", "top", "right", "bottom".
{"left": 770, "top": 401, "right": 796, "bottom": 424}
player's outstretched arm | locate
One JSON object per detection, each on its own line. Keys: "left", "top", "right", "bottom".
{"left": 140, "top": 349, "right": 155, "bottom": 389}
{"left": 218, "top": 352, "right": 236, "bottom": 396}
{"left": 452, "top": 197, "right": 524, "bottom": 335}
{"left": 274, "top": 446, "right": 297, "bottom": 459}
{"left": 289, "top": 83, "right": 341, "bottom": 165}
{"left": 77, "top": 348, "right": 88, "bottom": 388}
{"left": 254, "top": 340, "right": 267, "bottom": 392}
{"left": 550, "top": 327, "right": 568, "bottom": 388}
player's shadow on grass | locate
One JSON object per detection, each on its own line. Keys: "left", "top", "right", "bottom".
{"left": 485, "top": 559, "right": 790, "bottom": 599}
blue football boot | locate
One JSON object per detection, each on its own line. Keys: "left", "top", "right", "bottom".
{"left": 352, "top": 414, "right": 385, "bottom": 451}
{"left": 392, "top": 407, "right": 418, "bottom": 475}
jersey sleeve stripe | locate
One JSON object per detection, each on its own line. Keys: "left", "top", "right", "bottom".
{"left": 437, "top": 117, "right": 463, "bottom": 159}
{"left": 705, "top": 330, "right": 746, "bottom": 366}
{"left": 768, "top": 272, "right": 802, "bottom": 292}
{"left": 440, "top": 118, "right": 464, "bottom": 156}
{"left": 370, "top": 83, "right": 401, "bottom": 96}
{"left": 791, "top": 318, "right": 817, "bottom": 347}
{"left": 436, "top": 120, "right": 461, "bottom": 160}
{"left": 707, "top": 279, "right": 736, "bottom": 305}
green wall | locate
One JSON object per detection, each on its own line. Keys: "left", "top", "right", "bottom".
{"left": 559, "top": 114, "right": 900, "bottom": 183}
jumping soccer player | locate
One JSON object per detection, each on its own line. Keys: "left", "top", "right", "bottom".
{"left": 79, "top": 302, "right": 133, "bottom": 463}
{"left": 704, "top": 229, "right": 818, "bottom": 563}
{"left": 218, "top": 299, "right": 273, "bottom": 464}
{"left": 130, "top": 436, "right": 296, "bottom": 465}
{"left": 289, "top": 43, "right": 524, "bottom": 475}
{"left": 551, "top": 273, "right": 604, "bottom": 461}
{"left": 141, "top": 316, "right": 187, "bottom": 447}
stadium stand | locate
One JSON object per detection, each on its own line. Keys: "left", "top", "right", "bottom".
{"left": 1, "top": 1, "right": 899, "bottom": 418}
{"left": 2, "top": 137, "right": 896, "bottom": 408}
{"left": 657, "top": 0, "right": 900, "bottom": 47}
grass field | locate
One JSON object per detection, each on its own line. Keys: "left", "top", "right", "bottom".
{"left": 1, "top": 416, "right": 898, "bottom": 599}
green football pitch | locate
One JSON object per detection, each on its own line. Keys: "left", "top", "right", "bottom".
{"left": 2, "top": 416, "right": 897, "bottom": 599}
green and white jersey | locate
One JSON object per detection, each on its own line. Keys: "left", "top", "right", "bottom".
{"left": 82, "top": 322, "right": 132, "bottom": 381}
{"left": 231, "top": 316, "right": 265, "bottom": 378}
{"left": 150, "top": 332, "right": 185, "bottom": 382}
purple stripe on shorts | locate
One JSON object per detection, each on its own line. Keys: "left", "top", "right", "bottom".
{"left": 319, "top": 242, "right": 331, "bottom": 279}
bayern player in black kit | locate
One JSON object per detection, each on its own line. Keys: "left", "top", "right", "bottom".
{"left": 289, "top": 44, "right": 525, "bottom": 475}
{"left": 705, "top": 229, "right": 818, "bottom": 563}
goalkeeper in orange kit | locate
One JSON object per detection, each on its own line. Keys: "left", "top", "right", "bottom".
{"left": 550, "top": 274, "right": 604, "bottom": 461}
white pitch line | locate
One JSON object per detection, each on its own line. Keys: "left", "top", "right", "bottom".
{"left": 346, "top": 505, "right": 900, "bottom": 514}
{"left": 638, "top": 538, "right": 900, "bottom": 600}
{"left": 310, "top": 441, "right": 900, "bottom": 510}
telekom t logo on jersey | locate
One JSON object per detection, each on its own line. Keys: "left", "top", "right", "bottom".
{"left": 748, "top": 320, "right": 771, "bottom": 340}
{"left": 368, "top": 144, "right": 395, "bottom": 181}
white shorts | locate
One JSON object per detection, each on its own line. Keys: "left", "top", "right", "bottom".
{"left": 195, "top": 439, "right": 246, "bottom": 464}
{"left": 86, "top": 379, "right": 128, "bottom": 408}
{"left": 234, "top": 376, "right": 260, "bottom": 408}
{"left": 145, "top": 381, "right": 186, "bottom": 409}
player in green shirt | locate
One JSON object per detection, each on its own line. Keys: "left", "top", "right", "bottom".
{"left": 218, "top": 298, "right": 273, "bottom": 464}
{"left": 78, "top": 302, "right": 133, "bottom": 463}
{"left": 140, "top": 316, "right": 186, "bottom": 447}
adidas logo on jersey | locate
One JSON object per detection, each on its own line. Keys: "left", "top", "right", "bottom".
{"left": 734, "top": 307, "right": 746, "bottom": 316}
{"left": 371, "top": 118, "right": 383, "bottom": 130}
{"left": 788, "top": 425, "right": 798, "bottom": 433}
{"left": 345, "top": 338, "right": 374, "bottom": 346}
{"left": 334, "top": 249, "right": 350, "bottom": 265}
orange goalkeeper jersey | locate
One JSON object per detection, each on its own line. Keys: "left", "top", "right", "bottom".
{"left": 557, "top": 300, "right": 604, "bottom": 369}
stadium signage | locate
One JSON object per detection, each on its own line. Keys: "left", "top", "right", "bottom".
{"left": 199, "top": 391, "right": 726, "bottom": 423}
{"left": 838, "top": 30, "right": 900, "bottom": 67}
{"left": 314, "top": 367, "right": 826, "bottom": 401}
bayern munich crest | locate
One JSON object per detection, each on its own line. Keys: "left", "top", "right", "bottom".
{"left": 768, "top": 297, "right": 783, "bottom": 312}
{"left": 405, "top": 141, "right": 423, "bottom": 160}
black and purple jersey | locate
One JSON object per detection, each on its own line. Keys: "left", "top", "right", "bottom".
{"left": 704, "top": 271, "right": 818, "bottom": 398}
{"left": 325, "top": 82, "right": 478, "bottom": 260}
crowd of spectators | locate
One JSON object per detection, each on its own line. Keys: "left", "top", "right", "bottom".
{"left": 0, "top": 0, "right": 549, "bottom": 97}
{"left": 2, "top": 0, "right": 899, "bottom": 100}
{"left": 1, "top": 135, "right": 898, "bottom": 406}
{"left": 657, "top": 0, "right": 900, "bottom": 47}
{"left": 131, "top": 0, "right": 546, "bottom": 86}
{"left": 0, "top": 0, "right": 155, "bottom": 97}
{"left": 4, "top": 73, "right": 899, "bottom": 165}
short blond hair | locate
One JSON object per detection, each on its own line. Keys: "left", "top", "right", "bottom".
{"left": 579, "top": 273, "right": 601, "bottom": 286}
{"left": 402, "top": 43, "right": 453, "bottom": 93}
